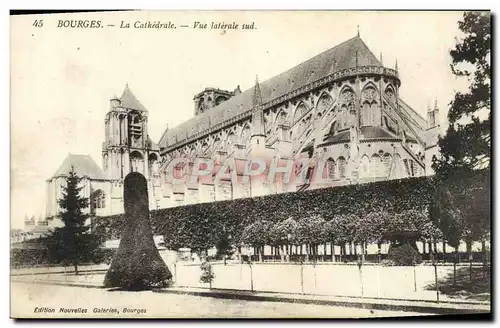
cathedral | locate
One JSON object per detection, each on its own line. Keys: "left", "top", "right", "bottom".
{"left": 45, "top": 35, "right": 440, "bottom": 222}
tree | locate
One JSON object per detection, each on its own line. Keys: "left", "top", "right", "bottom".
{"left": 353, "top": 212, "right": 389, "bottom": 262}
{"left": 433, "top": 172, "right": 490, "bottom": 281}
{"left": 429, "top": 186, "right": 462, "bottom": 249}
{"left": 240, "top": 220, "right": 272, "bottom": 262}
{"left": 104, "top": 173, "right": 172, "bottom": 289}
{"left": 269, "top": 218, "right": 298, "bottom": 262}
{"left": 433, "top": 11, "right": 491, "bottom": 177}
{"left": 215, "top": 226, "right": 234, "bottom": 264}
{"left": 324, "top": 214, "right": 356, "bottom": 262}
{"left": 48, "top": 167, "right": 102, "bottom": 274}
{"left": 295, "top": 216, "right": 326, "bottom": 262}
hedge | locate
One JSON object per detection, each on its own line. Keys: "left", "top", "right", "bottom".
{"left": 93, "top": 170, "right": 489, "bottom": 252}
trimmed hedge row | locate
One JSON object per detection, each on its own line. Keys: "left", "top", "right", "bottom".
{"left": 93, "top": 171, "right": 489, "bottom": 253}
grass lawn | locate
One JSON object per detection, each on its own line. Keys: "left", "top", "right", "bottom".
{"left": 424, "top": 265, "right": 490, "bottom": 302}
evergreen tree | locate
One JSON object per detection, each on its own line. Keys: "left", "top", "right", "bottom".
{"left": 48, "top": 166, "right": 102, "bottom": 274}
{"left": 431, "top": 11, "right": 491, "bottom": 263}
{"left": 432, "top": 11, "right": 491, "bottom": 177}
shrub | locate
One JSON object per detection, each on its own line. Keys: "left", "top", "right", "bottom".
{"left": 387, "top": 243, "right": 423, "bottom": 266}
{"left": 380, "top": 259, "right": 396, "bottom": 267}
{"left": 200, "top": 261, "right": 214, "bottom": 283}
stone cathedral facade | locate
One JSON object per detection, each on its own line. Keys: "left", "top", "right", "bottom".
{"left": 46, "top": 35, "right": 440, "bottom": 221}
{"left": 156, "top": 35, "right": 440, "bottom": 207}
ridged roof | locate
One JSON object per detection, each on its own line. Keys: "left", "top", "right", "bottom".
{"left": 322, "top": 126, "right": 405, "bottom": 146}
{"left": 120, "top": 84, "right": 147, "bottom": 112}
{"left": 51, "top": 154, "right": 106, "bottom": 180}
{"left": 159, "top": 35, "right": 381, "bottom": 149}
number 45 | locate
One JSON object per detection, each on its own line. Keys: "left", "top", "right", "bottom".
{"left": 33, "top": 20, "right": 43, "bottom": 27}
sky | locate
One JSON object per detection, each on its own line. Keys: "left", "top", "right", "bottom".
{"left": 10, "top": 10, "right": 470, "bottom": 229}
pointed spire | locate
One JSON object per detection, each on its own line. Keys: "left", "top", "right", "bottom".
{"left": 357, "top": 25, "right": 360, "bottom": 37}
{"left": 120, "top": 83, "right": 147, "bottom": 112}
{"left": 395, "top": 59, "right": 399, "bottom": 71}
{"left": 251, "top": 75, "right": 265, "bottom": 137}
{"left": 252, "top": 75, "right": 263, "bottom": 108}
{"left": 380, "top": 52, "right": 383, "bottom": 65}
{"left": 434, "top": 98, "right": 438, "bottom": 110}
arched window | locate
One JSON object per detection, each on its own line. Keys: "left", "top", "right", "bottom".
{"left": 340, "top": 88, "right": 355, "bottom": 129}
{"left": 337, "top": 157, "right": 347, "bottom": 178}
{"left": 128, "top": 112, "right": 143, "bottom": 141}
{"left": 385, "top": 86, "right": 396, "bottom": 104}
{"left": 241, "top": 125, "right": 251, "bottom": 145}
{"left": 294, "top": 103, "right": 309, "bottom": 122}
{"left": 103, "top": 154, "right": 108, "bottom": 171}
{"left": 316, "top": 93, "right": 334, "bottom": 115}
{"left": 276, "top": 110, "right": 288, "bottom": 126}
{"left": 393, "top": 154, "right": 403, "bottom": 178}
{"left": 383, "top": 153, "right": 392, "bottom": 177}
{"left": 360, "top": 155, "right": 370, "bottom": 178}
{"left": 361, "top": 86, "right": 379, "bottom": 126}
{"left": 326, "top": 158, "right": 336, "bottom": 180}
{"left": 91, "top": 190, "right": 106, "bottom": 213}
{"left": 149, "top": 153, "right": 159, "bottom": 176}
{"left": 226, "top": 132, "right": 236, "bottom": 148}
{"left": 370, "top": 154, "right": 382, "bottom": 178}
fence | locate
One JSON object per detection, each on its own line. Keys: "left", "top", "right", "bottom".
{"left": 173, "top": 261, "right": 486, "bottom": 301}
{"left": 241, "top": 251, "right": 488, "bottom": 264}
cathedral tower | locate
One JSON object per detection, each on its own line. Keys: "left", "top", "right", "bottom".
{"left": 427, "top": 99, "right": 440, "bottom": 129}
{"left": 102, "top": 84, "right": 161, "bottom": 181}
{"left": 193, "top": 87, "right": 238, "bottom": 116}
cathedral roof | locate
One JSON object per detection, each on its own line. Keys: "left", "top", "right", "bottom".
{"left": 120, "top": 84, "right": 148, "bottom": 112}
{"left": 321, "top": 126, "right": 406, "bottom": 146}
{"left": 51, "top": 154, "right": 106, "bottom": 180}
{"left": 147, "top": 136, "right": 160, "bottom": 151}
{"left": 361, "top": 126, "right": 396, "bottom": 140}
{"left": 159, "top": 35, "right": 381, "bottom": 149}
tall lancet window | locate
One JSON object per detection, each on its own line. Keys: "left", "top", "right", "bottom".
{"left": 361, "top": 86, "right": 378, "bottom": 126}
{"left": 103, "top": 153, "right": 108, "bottom": 171}
{"left": 382, "top": 153, "right": 392, "bottom": 177}
{"left": 91, "top": 190, "right": 106, "bottom": 214}
{"left": 337, "top": 157, "right": 347, "bottom": 179}
{"left": 371, "top": 154, "right": 382, "bottom": 178}
{"left": 360, "top": 155, "right": 370, "bottom": 178}
{"left": 149, "top": 153, "right": 159, "bottom": 177}
{"left": 340, "top": 88, "right": 355, "bottom": 129}
{"left": 128, "top": 112, "right": 143, "bottom": 141}
{"left": 326, "top": 158, "right": 336, "bottom": 180}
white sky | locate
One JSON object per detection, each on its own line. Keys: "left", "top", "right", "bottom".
{"left": 10, "top": 10, "right": 470, "bottom": 229}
